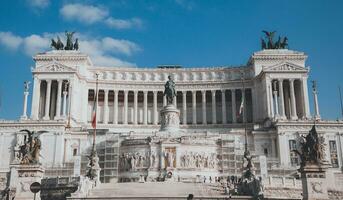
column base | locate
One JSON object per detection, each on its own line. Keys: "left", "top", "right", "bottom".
{"left": 43, "top": 116, "right": 50, "bottom": 120}
{"left": 290, "top": 116, "right": 298, "bottom": 120}
{"left": 20, "top": 115, "right": 28, "bottom": 120}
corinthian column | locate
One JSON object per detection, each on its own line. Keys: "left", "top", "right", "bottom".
{"left": 273, "top": 81, "right": 279, "bottom": 118}
{"left": 289, "top": 79, "right": 298, "bottom": 120}
{"left": 312, "top": 81, "right": 321, "bottom": 120}
{"left": 221, "top": 89, "right": 227, "bottom": 124}
{"left": 182, "top": 91, "right": 187, "bottom": 125}
{"left": 43, "top": 80, "right": 52, "bottom": 120}
{"left": 55, "top": 80, "right": 63, "bottom": 119}
{"left": 231, "top": 89, "right": 236, "bottom": 123}
{"left": 278, "top": 79, "right": 286, "bottom": 119}
{"left": 192, "top": 91, "right": 197, "bottom": 125}
{"left": 103, "top": 89, "right": 109, "bottom": 124}
{"left": 302, "top": 78, "right": 311, "bottom": 119}
{"left": 201, "top": 91, "right": 207, "bottom": 125}
{"left": 123, "top": 90, "right": 128, "bottom": 125}
{"left": 153, "top": 91, "right": 158, "bottom": 125}
{"left": 113, "top": 90, "right": 118, "bottom": 125}
{"left": 211, "top": 90, "right": 217, "bottom": 124}
{"left": 31, "top": 77, "right": 41, "bottom": 120}
{"left": 21, "top": 82, "right": 30, "bottom": 120}
{"left": 133, "top": 91, "right": 138, "bottom": 125}
{"left": 143, "top": 91, "right": 148, "bottom": 125}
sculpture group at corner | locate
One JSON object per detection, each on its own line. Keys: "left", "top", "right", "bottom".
{"left": 51, "top": 31, "right": 79, "bottom": 51}
{"left": 16, "top": 130, "right": 44, "bottom": 165}
{"left": 294, "top": 125, "right": 326, "bottom": 167}
{"left": 261, "top": 31, "right": 288, "bottom": 49}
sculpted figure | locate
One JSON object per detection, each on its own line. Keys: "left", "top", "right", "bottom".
{"left": 65, "top": 31, "right": 75, "bottom": 50}
{"left": 164, "top": 151, "right": 175, "bottom": 168}
{"left": 17, "top": 129, "right": 46, "bottom": 164}
{"left": 164, "top": 75, "right": 176, "bottom": 105}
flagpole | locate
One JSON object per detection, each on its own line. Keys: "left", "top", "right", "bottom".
{"left": 92, "top": 73, "right": 99, "bottom": 154}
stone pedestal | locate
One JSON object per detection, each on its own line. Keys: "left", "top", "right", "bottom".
{"left": 10, "top": 164, "right": 44, "bottom": 200}
{"left": 160, "top": 104, "right": 180, "bottom": 132}
{"left": 301, "top": 164, "right": 329, "bottom": 200}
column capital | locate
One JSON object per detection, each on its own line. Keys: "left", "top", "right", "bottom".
{"left": 201, "top": 90, "right": 206, "bottom": 95}
{"left": 153, "top": 90, "right": 158, "bottom": 95}
{"left": 192, "top": 90, "right": 197, "bottom": 94}
{"left": 104, "top": 89, "right": 109, "bottom": 93}
{"left": 278, "top": 78, "right": 284, "bottom": 82}
{"left": 221, "top": 89, "right": 226, "bottom": 93}
{"left": 231, "top": 88, "right": 236, "bottom": 92}
{"left": 211, "top": 90, "right": 216, "bottom": 95}
{"left": 289, "top": 78, "right": 295, "bottom": 83}
{"left": 143, "top": 91, "right": 148, "bottom": 95}
{"left": 124, "top": 90, "right": 129, "bottom": 95}
{"left": 46, "top": 79, "right": 52, "bottom": 84}
{"left": 182, "top": 90, "right": 187, "bottom": 95}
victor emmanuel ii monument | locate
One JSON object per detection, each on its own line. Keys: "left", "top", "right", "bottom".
{"left": 1, "top": 31, "right": 343, "bottom": 199}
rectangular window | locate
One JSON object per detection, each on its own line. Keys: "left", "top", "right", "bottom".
{"left": 289, "top": 140, "right": 299, "bottom": 166}
{"left": 329, "top": 141, "right": 339, "bottom": 168}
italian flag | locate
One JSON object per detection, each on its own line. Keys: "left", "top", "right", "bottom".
{"left": 91, "top": 90, "right": 98, "bottom": 129}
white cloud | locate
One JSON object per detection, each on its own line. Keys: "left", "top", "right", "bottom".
{"left": 60, "top": 3, "right": 108, "bottom": 24}
{"left": 175, "top": 0, "right": 194, "bottom": 10}
{"left": 0, "top": 32, "right": 23, "bottom": 50}
{"left": 105, "top": 17, "right": 143, "bottom": 29}
{"left": 0, "top": 31, "right": 140, "bottom": 67}
{"left": 101, "top": 37, "right": 140, "bottom": 56}
{"left": 23, "top": 34, "right": 50, "bottom": 56}
{"left": 27, "top": 0, "right": 50, "bottom": 9}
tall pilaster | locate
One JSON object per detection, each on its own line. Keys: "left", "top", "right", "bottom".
{"left": 153, "top": 91, "right": 158, "bottom": 125}
{"left": 201, "top": 91, "right": 207, "bottom": 125}
{"left": 211, "top": 90, "right": 216, "bottom": 124}
{"left": 103, "top": 89, "right": 109, "bottom": 124}
{"left": 182, "top": 91, "right": 187, "bottom": 125}
{"left": 55, "top": 80, "right": 63, "bottom": 119}
{"left": 62, "top": 91, "right": 67, "bottom": 118}
{"left": 143, "top": 91, "right": 148, "bottom": 125}
{"left": 31, "top": 76, "right": 41, "bottom": 120}
{"left": 133, "top": 91, "right": 138, "bottom": 125}
{"left": 231, "top": 89, "right": 237, "bottom": 123}
{"left": 113, "top": 90, "right": 118, "bottom": 125}
{"left": 192, "top": 91, "right": 197, "bottom": 125}
{"left": 302, "top": 77, "right": 311, "bottom": 119}
{"left": 268, "top": 80, "right": 275, "bottom": 118}
{"left": 289, "top": 79, "right": 298, "bottom": 120}
{"left": 43, "top": 80, "right": 52, "bottom": 120}
{"left": 278, "top": 79, "right": 286, "bottom": 119}
{"left": 221, "top": 89, "right": 227, "bottom": 124}
{"left": 123, "top": 90, "right": 128, "bottom": 125}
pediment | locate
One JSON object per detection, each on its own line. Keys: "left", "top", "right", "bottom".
{"left": 263, "top": 62, "right": 307, "bottom": 72}
{"left": 33, "top": 62, "right": 76, "bottom": 73}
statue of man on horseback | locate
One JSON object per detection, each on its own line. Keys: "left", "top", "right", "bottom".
{"left": 164, "top": 75, "right": 176, "bottom": 105}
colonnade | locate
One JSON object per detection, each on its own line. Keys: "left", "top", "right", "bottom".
{"left": 89, "top": 88, "right": 253, "bottom": 125}
{"left": 31, "top": 79, "right": 69, "bottom": 120}
{"left": 267, "top": 78, "right": 310, "bottom": 120}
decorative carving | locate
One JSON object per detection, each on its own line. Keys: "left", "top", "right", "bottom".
{"left": 180, "top": 152, "right": 218, "bottom": 169}
{"left": 119, "top": 152, "right": 150, "bottom": 171}
{"left": 17, "top": 129, "right": 47, "bottom": 165}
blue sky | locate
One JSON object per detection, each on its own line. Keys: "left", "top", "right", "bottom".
{"left": 0, "top": 0, "right": 343, "bottom": 120}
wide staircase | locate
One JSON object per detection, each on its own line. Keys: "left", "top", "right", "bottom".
{"left": 67, "top": 182, "right": 253, "bottom": 200}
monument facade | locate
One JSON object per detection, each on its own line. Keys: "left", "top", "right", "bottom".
{"left": 0, "top": 32, "right": 343, "bottom": 199}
